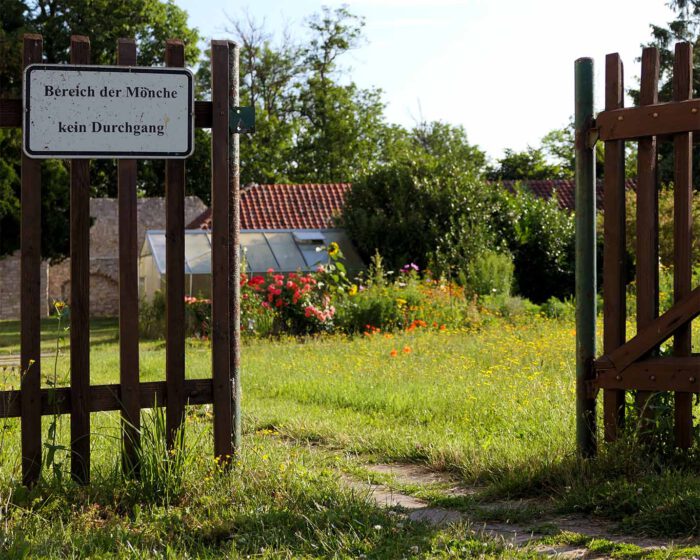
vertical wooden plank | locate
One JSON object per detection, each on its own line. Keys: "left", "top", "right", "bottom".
{"left": 672, "top": 42, "right": 693, "bottom": 449}
{"left": 70, "top": 35, "right": 91, "bottom": 484}
{"left": 211, "top": 40, "right": 233, "bottom": 462}
{"left": 635, "top": 47, "right": 660, "bottom": 434}
{"left": 229, "top": 42, "right": 242, "bottom": 452}
{"left": 165, "top": 40, "right": 186, "bottom": 447}
{"left": 603, "top": 53, "right": 626, "bottom": 442}
{"left": 20, "top": 33, "right": 43, "bottom": 487}
{"left": 117, "top": 38, "right": 141, "bottom": 472}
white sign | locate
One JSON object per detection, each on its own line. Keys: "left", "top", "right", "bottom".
{"left": 23, "top": 65, "right": 194, "bottom": 159}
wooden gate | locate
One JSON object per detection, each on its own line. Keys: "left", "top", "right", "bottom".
{"left": 581, "top": 42, "right": 700, "bottom": 451}
{"left": 0, "top": 34, "right": 242, "bottom": 485}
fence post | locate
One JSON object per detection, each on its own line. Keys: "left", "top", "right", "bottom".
{"left": 229, "top": 41, "right": 242, "bottom": 452}
{"left": 211, "top": 40, "right": 233, "bottom": 462}
{"left": 602, "top": 53, "right": 626, "bottom": 442}
{"left": 21, "top": 33, "right": 43, "bottom": 487}
{"left": 117, "top": 37, "right": 141, "bottom": 473}
{"left": 165, "top": 40, "right": 187, "bottom": 448}
{"left": 70, "top": 35, "right": 92, "bottom": 485}
{"left": 575, "top": 57, "right": 597, "bottom": 458}
{"left": 672, "top": 42, "right": 693, "bottom": 449}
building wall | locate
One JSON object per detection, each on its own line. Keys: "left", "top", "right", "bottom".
{"left": 0, "top": 251, "right": 49, "bottom": 320}
{"left": 48, "top": 196, "right": 207, "bottom": 317}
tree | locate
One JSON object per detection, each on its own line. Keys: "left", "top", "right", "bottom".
{"left": 230, "top": 15, "right": 302, "bottom": 183}
{"left": 0, "top": 0, "right": 203, "bottom": 259}
{"left": 341, "top": 122, "right": 494, "bottom": 276}
{"left": 227, "top": 6, "right": 393, "bottom": 184}
{"left": 486, "top": 146, "right": 569, "bottom": 181}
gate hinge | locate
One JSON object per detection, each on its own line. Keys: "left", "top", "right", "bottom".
{"left": 230, "top": 106, "right": 255, "bottom": 134}
{"left": 587, "top": 121, "right": 599, "bottom": 149}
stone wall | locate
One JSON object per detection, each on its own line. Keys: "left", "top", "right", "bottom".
{"left": 48, "top": 196, "right": 207, "bottom": 317}
{"left": 0, "top": 251, "right": 49, "bottom": 320}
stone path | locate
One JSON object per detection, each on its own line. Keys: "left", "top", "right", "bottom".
{"left": 345, "top": 463, "right": 693, "bottom": 558}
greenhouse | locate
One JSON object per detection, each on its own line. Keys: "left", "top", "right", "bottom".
{"left": 139, "top": 228, "right": 364, "bottom": 301}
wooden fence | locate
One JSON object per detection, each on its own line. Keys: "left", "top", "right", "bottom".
{"left": 0, "top": 34, "right": 241, "bottom": 485}
{"left": 589, "top": 42, "right": 700, "bottom": 450}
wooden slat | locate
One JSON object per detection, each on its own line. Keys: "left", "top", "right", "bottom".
{"left": 117, "top": 38, "right": 141, "bottom": 472}
{"left": 20, "top": 33, "right": 43, "bottom": 487}
{"left": 672, "top": 42, "right": 694, "bottom": 449}
{"left": 597, "top": 98, "right": 700, "bottom": 141}
{"left": 0, "top": 379, "right": 214, "bottom": 419}
{"left": 602, "top": 284, "right": 700, "bottom": 372}
{"left": 70, "top": 35, "right": 91, "bottom": 485}
{"left": 165, "top": 40, "right": 186, "bottom": 448}
{"left": 195, "top": 101, "right": 212, "bottom": 128}
{"left": 1, "top": 99, "right": 213, "bottom": 129}
{"left": 603, "top": 52, "right": 627, "bottom": 442}
{"left": 635, "top": 47, "right": 660, "bottom": 431}
{"left": 596, "top": 356, "right": 700, "bottom": 392}
{"left": 211, "top": 40, "right": 233, "bottom": 462}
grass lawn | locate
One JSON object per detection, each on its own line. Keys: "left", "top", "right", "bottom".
{"left": 2, "top": 315, "right": 700, "bottom": 558}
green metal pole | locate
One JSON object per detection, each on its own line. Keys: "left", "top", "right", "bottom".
{"left": 575, "top": 57, "right": 597, "bottom": 458}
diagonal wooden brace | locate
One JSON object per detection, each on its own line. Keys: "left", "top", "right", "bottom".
{"left": 598, "top": 284, "right": 700, "bottom": 373}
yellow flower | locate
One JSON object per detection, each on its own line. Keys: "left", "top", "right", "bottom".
{"left": 348, "top": 284, "right": 358, "bottom": 296}
{"left": 328, "top": 242, "right": 340, "bottom": 258}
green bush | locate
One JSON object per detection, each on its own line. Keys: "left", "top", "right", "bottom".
{"left": 540, "top": 296, "right": 575, "bottom": 320}
{"left": 341, "top": 155, "right": 502, "bottom": 279}
{"left": 139, "top": 291, "right": 166, "bottom": 339}
{"left": 493, "top": 184, "right": 576, "bottom": 303}
{"left": 467, "top": 250, "right": 514, "bottom": 296}
{"left": 480, "top": 294, "right": 540, "bottom": 320}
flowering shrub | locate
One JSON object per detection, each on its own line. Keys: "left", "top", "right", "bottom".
{"left": 184, "top": 296, "right": 211, "bottom": 339}
{"left": 241, "top": 270, "right": 335, "bottom": 335}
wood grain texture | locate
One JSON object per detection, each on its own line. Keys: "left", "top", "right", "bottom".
{"left": 117, "top": 38, "right": 141, "bottom": 472}
{"left": 0, "top": 380, "right": 214, "bottom": 419}
{"left": 603, "top": 52, "right": 626, "bottom": 442}
{"left": 672, "top": 42, "right": 694, "bottom": 449}
{"left": 595, "top": 357, "right": 700, "bottom": 392}
{"left": 635, "top": 47, "right": 660, "bottom": 430}
{"left": 603, "top": 284, "right": 700, "bottom": 372}
{"left": 70, "top": 35, "right": 91, "bottom": 485}
{"left": 210, "top": 40, "right": 233, "bottom": 462}
{"left": 165, "top": 40, "right": 186, "bottom": 448}
{"left": 20, "top": 33, "right": 43, "bottom": 487}
{"left": 597, "top": 98, "right": 700, "bottom": 140}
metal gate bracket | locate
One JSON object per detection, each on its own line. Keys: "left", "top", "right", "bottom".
{"left": 230, "top": 106, "right": 255, "bottom": 133}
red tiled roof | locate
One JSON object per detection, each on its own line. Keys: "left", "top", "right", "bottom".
{"left": 188, "top": 179, "right": 636, "bottom": 231}
{"left": 501, "top": 179, "right": 637, "bottom": 211}
{"left": 187, "top": 183, "right": 352, "bottom": 230}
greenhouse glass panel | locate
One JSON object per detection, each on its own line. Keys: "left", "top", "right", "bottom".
{"left": 147, "top": 232, "right": 167, "bottom": 274}
{"left": 299, "top": 243, "right": 326, "bottom": 269}
{"left": 184, "top": 231, "right": 212, "bottom": 275}
{"left": 265, "top": 232, "right": 306, "bottom": 271}
{"left": 241, "top": 233, "right": 279, "bottom": 272}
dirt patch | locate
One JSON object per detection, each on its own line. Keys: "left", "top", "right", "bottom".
{"left": 364, "top": 462, "right": 479, "bottom": 497}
